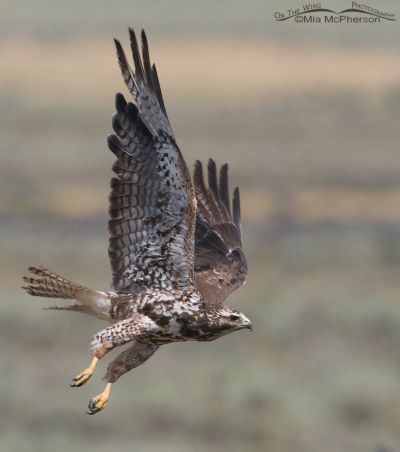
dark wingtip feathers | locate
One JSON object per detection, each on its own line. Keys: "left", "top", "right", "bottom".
{"left": 194, "top": 160, "right": 206, "bottom": 192}
{"left": 113, "top": 38, "right": 122, "bottom": 53}
{"left": 115, "top": 92, "right": 127, "bottom": 111}
{"left": 114, "top": 93, "right": 138, "bottom": 120}
{"left": 113, "top": 28, "right": 172, "bottom": 134}
{"left": 141, "top": 29, "right": 154, "bottom": 90}
{"left": 207, "top": 159, "right": 219, "bottom": 199}
{"left": 233, "top": 187, "right": 241, "bottom": 229}
{"left": 141, "top": 29, "right": 149, "bottom": 59}
{"left": 128, "top": 27, "right": 145, "bottom": 81}
{"left": 219, "top": 163, "right": 231, "bottom": 214}
{"left": 151, "top": 63, "right": 168, "bottom": 116}
{"left": 107, "top": 134, "right": 122, "bottom": 155}
{"left": 113, "top": 38, "right": 127, "bottom": 68}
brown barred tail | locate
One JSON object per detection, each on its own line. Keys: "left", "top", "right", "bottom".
{"left": 22, "top": 266, "right": 91, "bottom": 300}
{"left": 22, "top": 266, "right": 112, "bottom": 319}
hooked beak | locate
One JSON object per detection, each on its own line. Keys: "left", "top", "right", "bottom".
{"left": 241, "top": 316, "right": 253, "bottom": 332}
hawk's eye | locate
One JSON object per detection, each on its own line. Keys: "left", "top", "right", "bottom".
{"left": 229, "top": 314, "right": 240, "bottom": 321}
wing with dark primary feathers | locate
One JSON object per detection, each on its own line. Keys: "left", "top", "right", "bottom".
{"left": 193, "top": 160, "right": 248, "bottom": 304}
{"left": 108, "top": 29, "right": 196, "bottom": 294}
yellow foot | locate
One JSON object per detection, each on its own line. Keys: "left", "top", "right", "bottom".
{"left": 70, "top": 357, "right": 98, "bottom": 387}
{"left": 87, "top": 383, "right": 112, "bottom": 415}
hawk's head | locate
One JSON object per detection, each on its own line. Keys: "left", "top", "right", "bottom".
{"left": 205, "top": 305, "right": 253, "bottom": 334}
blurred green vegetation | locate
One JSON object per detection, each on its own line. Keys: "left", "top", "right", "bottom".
{"left": 1, "top": 1, "right": 400, "bottom": 451}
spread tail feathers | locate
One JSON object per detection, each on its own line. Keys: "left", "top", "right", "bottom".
{"left": 23, "top": 266, "right": 91, "bottom": 299}
{"left": 22, "top": 266, "right": 112, "bottom": 320}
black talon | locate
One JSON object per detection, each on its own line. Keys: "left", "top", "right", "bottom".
{"left": 87, "top": 399, "right": 99, "bottom": 415}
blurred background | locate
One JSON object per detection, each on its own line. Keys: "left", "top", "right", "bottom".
{"left": 1, "top": 1, "right": 400, "bottom": 451}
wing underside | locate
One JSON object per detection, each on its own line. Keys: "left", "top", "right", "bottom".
{"left": 108, "top": 29, "right": 196, "bottom": 294}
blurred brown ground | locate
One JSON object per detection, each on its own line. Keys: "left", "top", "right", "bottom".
{"left": 1, "top": 1, "right": 400, "bottom": 451}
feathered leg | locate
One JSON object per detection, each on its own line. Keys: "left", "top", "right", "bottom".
{"left": 105, "top": 341, "right": 158, "bottom": 383}
{"left": 87, "top": 342, "right": 158, "bottom": 415}
{"left": 71, "top": 317, "right": 153, "bottom": 398}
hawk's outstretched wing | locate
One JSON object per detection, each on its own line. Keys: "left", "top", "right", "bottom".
{"left": 108, "top": 29, "right": 196, "bottom": 294}
{"left": 193, "top": 160, "right": 248, "bottom": 304}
